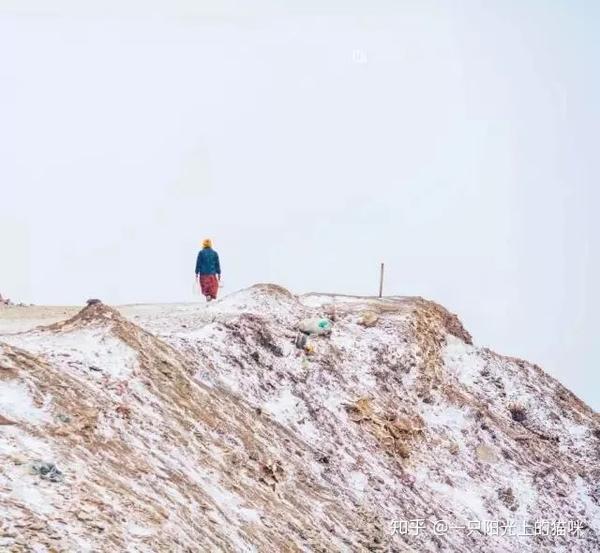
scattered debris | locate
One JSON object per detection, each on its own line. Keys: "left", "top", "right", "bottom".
{"left": 31, "top": 461, "right": 64, "bottom": 483}
{"left": 297, "top": 317, "right": 333, "bottom": 336}
{"left": 294, "top": 332, "right": 308, "bottom": 350}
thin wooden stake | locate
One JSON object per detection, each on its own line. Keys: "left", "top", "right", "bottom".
{"left": 379, "top": 262, "right": 385, "bottom": 298}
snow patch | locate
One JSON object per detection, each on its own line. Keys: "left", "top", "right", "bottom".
{"left": 443, "top": 336, "right": 485, "bottom": 386}
{"left": 6, "top": 329, "right": 138, "bottom": 380}
{"left": 263, "top": 388, "right": 301, "bottom": 424}
{"left": 350, "top": 471, "right": 368, "bottom": 493}
{"left": 0, "top": 380, "right": 49, "bottom": 423}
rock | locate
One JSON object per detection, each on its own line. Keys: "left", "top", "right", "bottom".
{"left": 498, "top": 487, "right": 518, "bottom": 511}
{"left": 27, "top": 522, "right": 45, "bottom": 531}
{"left": 358, "top": 311, "right": 379, "bottom": 328}
{"left": 207, "top": 513, "right": 220, "bottom": 525}
{"left": 448, "top": 442, "right": 460, "bottom": 455}
{"left": 86, "top": 299, "right": 102, "bottom": 306}
{"left": 76, "top": 510, "right": 93, "bottom": 522}
{"left": 31, "top": 461, "right": 64, "bottom": 483}
{"left": 475, "top": 444, "right": 498, "bottom": 464}
{"left": 509, "top": 404, "right": 527, "bottom": 422}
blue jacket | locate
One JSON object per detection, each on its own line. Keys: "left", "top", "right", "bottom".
{"left": 196, "top": 248, "right": 221, "bottom": 276}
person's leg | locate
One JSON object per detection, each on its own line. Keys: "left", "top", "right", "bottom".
{"left": 199, "top": 275, "right": 210, "bottom": 300}
{"left": 208, "top": 275, "right": 219, "bottom": 300}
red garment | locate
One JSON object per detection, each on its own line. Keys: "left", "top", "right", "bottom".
{"left": 199, "top": 274, "right": 219, "bottom": 299}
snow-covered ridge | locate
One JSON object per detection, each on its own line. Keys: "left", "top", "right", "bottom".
{"left": 0, "top": 284, "right": 598, "bottom": 552}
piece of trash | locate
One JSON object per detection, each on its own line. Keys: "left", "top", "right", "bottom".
{"left": 31, "top": 461, "right": 64, "bottom": 483}
{"left": 88, "top": 365, "right": 101, "bottom": 372}
{"left": 294, "top": 332, "right": 308, "bottom": 349}
{"left": 298, "top": 317, "right": 333, "bottom": 336}
{"left": 56, "top": 414, "right": 71, "bottom": 423}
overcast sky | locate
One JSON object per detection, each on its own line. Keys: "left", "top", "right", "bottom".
{"left": 1, "top": 1, "right": 598, "bottom": 410}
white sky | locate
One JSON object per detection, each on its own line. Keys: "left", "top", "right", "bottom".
{"left": 1, "top": 1, "right": 598, "bottom": 409}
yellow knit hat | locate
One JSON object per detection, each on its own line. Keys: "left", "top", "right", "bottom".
{"left": 202, "top": 238, "right": 212, "bottom": 248}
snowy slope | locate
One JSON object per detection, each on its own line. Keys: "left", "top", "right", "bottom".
{"left": 0, "top": 284, "right": 598, "bottom": 552}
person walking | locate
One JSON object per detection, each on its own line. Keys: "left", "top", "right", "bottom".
{"left": 195, "top": 239, "right": 221, "bottom": 301}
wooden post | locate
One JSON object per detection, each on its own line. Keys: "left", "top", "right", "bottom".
{"left": 378, "top": 262, "right": 385, "bottom": 298}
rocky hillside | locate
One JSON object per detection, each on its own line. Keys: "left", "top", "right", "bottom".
{"left": 0, "top": 284, "right": 598, "bottom": 552}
